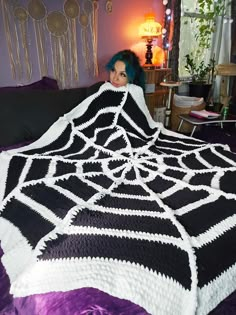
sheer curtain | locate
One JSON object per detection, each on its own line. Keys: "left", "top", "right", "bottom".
{"left": 211, "top": 0, "right": 232, "bottom": 65}
{"left": 231, "top": 0, "right": 236, "bottom": 107}
{"left": 211, "top": 0, "right": 232, "bottom": 101}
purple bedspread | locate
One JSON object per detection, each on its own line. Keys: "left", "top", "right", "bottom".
{"left": 0, "top": 246, "right": 149, "bottom": 315}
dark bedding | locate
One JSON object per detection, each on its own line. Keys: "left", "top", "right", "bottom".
{"left": 1, "top": 82, "right": 236, "bottom": 315}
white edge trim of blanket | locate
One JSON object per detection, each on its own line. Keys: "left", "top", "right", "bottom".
{"left": 197, "top": 263, "right": 236, "bottom": 315}
{"left": 0, "top": 217, "right": 34, "bottom": 282}
{"left": 10, "top": 257, "right": 194, "bottom": 315}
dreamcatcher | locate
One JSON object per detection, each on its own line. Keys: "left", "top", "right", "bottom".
{"left": 28, "top": 0, "right": 48, "bottom": 77}
{"left": 14, "top": 6, "right": 32, "bottom": 82}
{"left": 64, "top": 0, "right": 80, "bottom": 86}
{"left": 46, "top": 11, "right": 69, "bottom": 88}
{"left": 1, "top": 0, "right": 21, "bottom": 81}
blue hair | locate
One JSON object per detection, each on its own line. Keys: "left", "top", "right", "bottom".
{"left": 106, "top": 50, "right": 146, "bottom": 92}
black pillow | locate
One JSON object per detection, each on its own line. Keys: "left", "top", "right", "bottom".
{"left": 0, "top": 88, "right": 87, "bottom": 147}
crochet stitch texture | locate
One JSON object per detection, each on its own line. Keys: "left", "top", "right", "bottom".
{"left": 0, "top": 82, "right": 236, "bottom": 315}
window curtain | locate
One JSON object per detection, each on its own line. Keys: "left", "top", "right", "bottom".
{"left": 231, "top": 0, "right": 236, "bottom": 107}
{"left": 206, "top": 0, "right": 232, "bottom": 101}
{"left": 210, "top": 0, "right": 232, "bottom": 65}
{"left": 232, "top": 0, "right": 236, "bottom": 62}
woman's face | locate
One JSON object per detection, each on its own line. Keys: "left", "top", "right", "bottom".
{"left": 109, "top": 60, "right": 128, "bottom": 88}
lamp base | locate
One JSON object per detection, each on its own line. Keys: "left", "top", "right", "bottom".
{"left": 144, "top": 39, "right": 153, "bottom": 65}
{"left": 143, "top": 63, "right": 155, "bottom": 70}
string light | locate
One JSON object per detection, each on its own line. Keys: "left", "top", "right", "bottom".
{"left": 166, "top": 8, "right": 171, "bottom": 15}
{"left": 162, "top": 0, "right": 172, "bottom": 67}
{"left": 162, "top": 28, "right": 167, "bottom": 35}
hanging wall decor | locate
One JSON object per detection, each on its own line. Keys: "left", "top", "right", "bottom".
{"left": 79, "top": 1, "right": 92, "bottom": 73}
{"left": 78, "top": 0, "right": 99, "bottom": 76}
{"left": 14, "top": 6, "right": 32, "bottom": 82}
{"left": 46, "top": 11, "right": 69, "bottom": 88}
{"left": 1, "top": 0, "right": 21, "bottom": 81}
{"left": 1, "top": 0, "right": 100, "bottom": 86}
{"left": 106, "top": 0, "right": 112, "bottom": 14}
{"left": 28, "top": 0, "right": 48, "bottom": 78}
{"left": 64, "top": 0, "right": 80, "bottom": 86}
{"left": 91, "top": 0, "right": 99, "bottom": 76}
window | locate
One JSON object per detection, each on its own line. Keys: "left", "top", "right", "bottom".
{"left": 178, "top": 0, "right": 213, "bottom": 79}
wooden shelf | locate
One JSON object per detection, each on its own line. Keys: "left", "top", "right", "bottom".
{"left": 143, "top": 68, "right": 172, "bottom": 117}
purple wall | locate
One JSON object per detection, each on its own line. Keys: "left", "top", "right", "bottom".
{"left": 0, "top": 0, "right": 164, "bottom": 88}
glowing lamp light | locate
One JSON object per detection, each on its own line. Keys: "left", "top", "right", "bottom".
{"left": 139, "top": 13, "right": 162, "bottom": 39}
{"left": 139, "top": 13, "right": 162, "bottom": 68}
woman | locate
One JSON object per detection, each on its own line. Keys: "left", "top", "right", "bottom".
{"left": 87, "top": 50, "right": 146, "bottom": 97}
{"left": 105, "top": 49, "right": 146, "bottom": 92}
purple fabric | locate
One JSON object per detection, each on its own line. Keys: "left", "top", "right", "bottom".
{"left": 6, "top": 288, "right": 149, "bottom": 315}
{"left": 208, "top": 293, "right": 236, "bottom": 315}
{"left": 0, "top": 77, "right": 59, "bottom": 92}
{"left": 0, "top": 141, "right": 32, "bottom": 153}
{"left": 0, "top": 246, "right": 13, "bottom": 313}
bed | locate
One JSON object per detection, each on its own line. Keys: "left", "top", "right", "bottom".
{"left": 0, "top": 82, "right": 236, "bottom": 315}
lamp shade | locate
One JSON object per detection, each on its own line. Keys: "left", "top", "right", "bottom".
{"left": 139, "top": 13, "right": 162, "bottom": 39}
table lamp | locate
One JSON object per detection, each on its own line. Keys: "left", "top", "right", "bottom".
{"left": 139, "top": 13, "right": 162, "bottom": 69}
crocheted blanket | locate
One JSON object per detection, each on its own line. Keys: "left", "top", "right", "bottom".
{"left": 0, "top": 82, "right": 236, "bottom": 315}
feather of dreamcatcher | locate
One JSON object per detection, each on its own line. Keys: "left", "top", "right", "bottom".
{"left": 79, "top": 3, "right": 91, "bottom": 73}
{"left": 1, "top": 0, "right": 21, "bottom": 81}
{"left": 91, "top": 0, "right": 99, "bottom": 76}
{"left": 14, "top": 6, "right": 32, "bottom": 82}
{"left": 64, "top": 0, "right": 80, "bottom": 86}
{"left": 28, "top": 0, "right": 48, "bottom": 77}
{"left": 81, "top": 0, "right": 99, "bottom": 76}
{"left": 46, "top": 11, "right": 69, "bottom": 88}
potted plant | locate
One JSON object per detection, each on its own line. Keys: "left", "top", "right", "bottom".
{"left": 183, "top": 0, "right": 228, "bottom": 100}
{"left": 184, "top": 53, "right": 215, "bottom": 100}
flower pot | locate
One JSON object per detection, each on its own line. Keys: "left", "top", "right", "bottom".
{"left": 189, "top": 83, "right": 212, "bottom": 101}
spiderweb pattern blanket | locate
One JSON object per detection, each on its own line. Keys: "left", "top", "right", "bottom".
{"left": 0, "top": 82, "right": 236, "bottom": 315}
